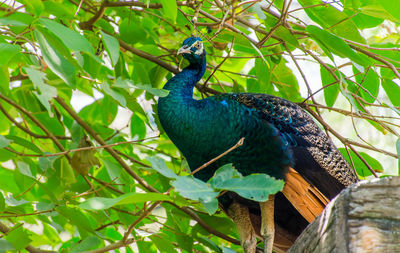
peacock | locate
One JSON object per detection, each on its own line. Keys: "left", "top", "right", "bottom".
{"left": 157, "top": 37, "right": 358, "bottom": 253}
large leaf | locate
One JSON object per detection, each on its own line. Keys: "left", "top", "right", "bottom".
{"left": 171, "top": 176, "right": 219, "bottom": 204}
{"left": 307, "top": 26, "right": 370, "bottom": 67}
{"left": 40, "top": 18, "right": 94, "bottom": 54}
{"left": 147, "top": 156, "right": 179, "bottom": 179}
{"left": 100, "top": 31, "right": 120, "bottom": 66}
{"left": 5, "top": 135, "right": 43, "bottom": 154}
{"left": 320, "top": 65, "right": 339, "bottom": 107}
{"left": 381, "top": 79, "right": 400, "bottom": 107}
{"left": 211, "top": 165, "right": 284, "bottom": 202}
{"left": 34, "top": 30, "right": 76, "bottom": 87}
{"left": 79, "top": 192, "right": 172, "bottom": 210}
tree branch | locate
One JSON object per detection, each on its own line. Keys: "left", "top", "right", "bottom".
{"left": 54, "top": 96, "right": 159, "bottom": 193}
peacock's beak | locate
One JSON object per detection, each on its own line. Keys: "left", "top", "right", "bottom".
{"left": 177, "top": 46, "right": 191, "bottom": 55}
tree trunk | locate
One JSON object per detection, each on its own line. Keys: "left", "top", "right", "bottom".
{"left": 288, "top": 176, "right": 400, "bottom": 253}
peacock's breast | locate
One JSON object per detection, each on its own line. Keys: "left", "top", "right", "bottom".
{"left": 159, "top": 96, "right": 292, "bottom": 180}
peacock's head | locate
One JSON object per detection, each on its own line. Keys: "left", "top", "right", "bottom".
{"left": 177, "top": 37, "right": 205, "bottom": 64}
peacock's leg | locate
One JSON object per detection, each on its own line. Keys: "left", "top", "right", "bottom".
{"left": 260, "top": 194, "right": 275, "bottom": 253}
{"left": 227, "top": 202, "right": 257, "bottom": 253}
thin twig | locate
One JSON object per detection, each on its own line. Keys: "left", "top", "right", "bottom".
{"left": 122, "top": 201, "right": 161, "bottom": 242}
{"left": 191, "top": 137, "right": 245, "bottom": 175}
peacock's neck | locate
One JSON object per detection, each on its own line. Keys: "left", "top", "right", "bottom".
{"left": 162, "top": 56, "right": 206, "bottom": 98}
{"left": 158, "top": 55, "right": 209, "bottom": 170}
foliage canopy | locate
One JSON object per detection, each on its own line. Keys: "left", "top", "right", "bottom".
{"left": 0, "top": 0, "right": 399, "bottom": 252}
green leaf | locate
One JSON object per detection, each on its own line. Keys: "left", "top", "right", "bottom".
{"left": 0, "top": 135, "right": 12, "bottom": 148}
{"left": 0, "top": 43, "right": 20, "bottom": 65}
{"left": 338, "top": 148, "right": 383, "bottom": 177}
{"left": 40, "top": 18, "right": 94, "bottom": 54}
{"left": 160, "top": 0, "right": 177, "bottom": 22}
{"left": 343, "top": 10, "right": 383, "bottom": 29}
{"left": 209, "top": 164, "right": 242, "bottom": 187}
{"left": 34, "top": 30, "right": 76, "bottom": 87}
{"left": 171, "top": 176, "right": 219, "bottom": 203}
{"left": 382, "top": 79, "right": 400, "bottom": 107}
{"left": 5, "top": 226, "right": 32, "bottom": 250}
{"left": 5, "top": 135, "right": 43, "bottom": 154}
{"left": 320, "top": 65, "right": 339, "bottom": 107}
{"left": 200, "top": 197, "right": 219, "bottom": 215}
{"left": 79, "top": 192, "right": 172, "bottom": 210}
{"left": 101, "top": 31, "right": 120, "bottom": 66}
{"left": 307, "top": 25, "right": 370, "bottom": 67}
{"left": 147, "top": 157, "right": 178, "bottom": 179}
{"left": 25, "top": 67, "right": 58, "bottom": 113}
{"left": 214, "top": 174, "right": 284, "bottom": 202}
{"left": 16, "top": 161, "right": 34, "bottom": 179}
{"left": 271, "top": 59, "right": 300, "bottom": 100}
{"left": 353, "top": 67, "right": 379, "bottom": 103}
{"left": 248, "top": 58, "right": 270, "bottom": 93}
{"left": 130, "top": 112, "right": 146, "bottom": 140}
{"left": 101, "top": 82, "right": 126, "bottom": 106}
{"left": 265, "top": 17, "right": 299, "bottom": 47}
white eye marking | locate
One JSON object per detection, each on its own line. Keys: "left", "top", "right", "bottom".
{"left": 193, "top": 42, "right": 204, "bottom": 55}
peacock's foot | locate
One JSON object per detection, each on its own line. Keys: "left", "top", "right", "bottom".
{"left": 227, "top": 202, "right": 257, "bottom": 253}
{"left": 260, "top": 195, "right": 275, "bottom": 253}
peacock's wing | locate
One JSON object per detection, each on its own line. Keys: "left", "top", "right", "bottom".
{"left": 211, "top": 93, "right": 358, "bottom": 199}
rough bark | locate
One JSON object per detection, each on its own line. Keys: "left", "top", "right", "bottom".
{"left": 288, "top": 176, "right": 400, "bottom": 253}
